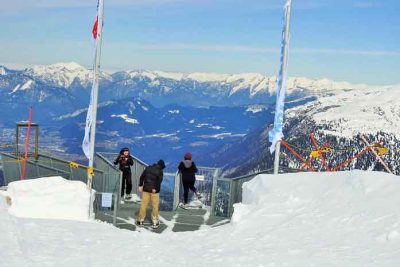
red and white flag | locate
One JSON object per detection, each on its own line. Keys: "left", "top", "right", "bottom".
{"left": 83, "top": 0, "right": 104, "bottom": 161}
{"left": 92, "top": 16, "right": 98, "bottom": 39}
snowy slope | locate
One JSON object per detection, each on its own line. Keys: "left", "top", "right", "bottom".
{"left": 1, "top": 171, "right": 400, "bottom": 266}
{"left": 209, "top": 83, "right": 400, "bottom": 177}
{"left": 286, "top": 85, "right": 400, "bottom": 138}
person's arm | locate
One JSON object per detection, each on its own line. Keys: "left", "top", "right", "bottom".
{"left": 113, "top": 155, "right": 120, "bottom": 165}
{"left": 127, "top": 156, "right": 134, "bottom": 166}
{"left": 178, "top": 162, "right": 184, "bottom": 172}
{"left": 139, "top": 168, "right": 146, "bottom": 187}
{"left": 192, "top": 162, "right": 198, "bottom": 173}
{"left": 157, "top": 172, "right": 163, "bottom": 192}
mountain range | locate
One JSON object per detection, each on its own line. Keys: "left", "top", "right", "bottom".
{"left": 1, "top": 62, "right": 399, "bottom": 175}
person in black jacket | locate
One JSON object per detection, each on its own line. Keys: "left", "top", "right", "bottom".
{"left": 136, "top": 159, "right": 165, "bottom": 228}
{"left": 113, "top": 148, "right": 134, "bottom": 201}
{"left": 178, "top": 152, "right": 201, "bottom": 206}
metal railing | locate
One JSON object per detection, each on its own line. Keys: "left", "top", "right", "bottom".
{"left": 93, "top": 192, "right": 118, "bottom": 225}
{"left": 96, "top": 152, "right": 147, "bottom": 196}
{"left": 0, "top": 151, "right": 300, "bottom": 219}
{"left": 0, "top": 152, "right": 71, "bottom": 183}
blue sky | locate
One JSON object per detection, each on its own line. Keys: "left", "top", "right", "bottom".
{"left": 0, "top": 0, "right": 399, "bottom": 84}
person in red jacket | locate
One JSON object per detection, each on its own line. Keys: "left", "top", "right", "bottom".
{"left": 178, "top": 152, "right": 201, "bottom": 206}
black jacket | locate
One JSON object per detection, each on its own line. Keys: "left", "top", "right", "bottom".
{"left": 139, "top": 164, "right": 164, "bottom": 193}
{"left": 178, "top": 160, "right": 198, "bottom": 183}
{"left": 113, "top": 155, "right": 134, "bottom": 173}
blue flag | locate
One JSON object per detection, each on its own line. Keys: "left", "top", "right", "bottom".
{"left": 269, "top": 0, "right": 292, "bottom": 153}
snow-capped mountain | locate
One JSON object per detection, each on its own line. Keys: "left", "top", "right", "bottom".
{"left": 1, "top": 62, "right": 393, "bottom": 108}
{"left": 207, "top": 86, "right": 400, "bottom": 177}
{"left": 0, "top": 66, "right": 8, "bottom": 76}
{"left": 25, "top": 62, "right": 112, "bottom": 88}
{"left": 1, "top": 62, "right": 399, "bottom": 173}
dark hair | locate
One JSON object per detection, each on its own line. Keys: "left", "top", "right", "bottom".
{"left": 157, "top": 160, "right": 166, "bottom": 169}
{"left": 120, "top": 147, "right": 130, "bottom": 155}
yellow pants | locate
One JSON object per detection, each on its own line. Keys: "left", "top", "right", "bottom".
{"left": 138, "top": 192, "right": 160, "bottom": 222}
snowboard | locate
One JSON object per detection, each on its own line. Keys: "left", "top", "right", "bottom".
{"left": 178, "top": 202, "right": 203, "bottom": 210}
{"left": 136, "top": 221, "right": 161, "bottom": 230}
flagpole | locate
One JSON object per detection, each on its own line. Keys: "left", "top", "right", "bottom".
{"left": 272, "top": 0, "right": 292, "bottom": 175}
{"left": 88, "top": 0, "right": 104, "bottom": 189}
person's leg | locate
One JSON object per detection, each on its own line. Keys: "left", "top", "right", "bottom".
{"left": 183, "top": 182, "right": 189, "bottom": 204}
{"left": 121, "top": 175, "right": 126, "bottom": 197}
{"left": 125, "top": 172, "right": 132, "bottom": 195}
{"left": 138, "top": 192, "right": 150, "bottom": 221}
{"left": 188, "top": 181, "right": 197, "bottom": 193}
{"left": 150, "top": 193, "right": 160, "bottom": 222}
{"left": 189, "top": 181, "right": 201, "bottom": 199}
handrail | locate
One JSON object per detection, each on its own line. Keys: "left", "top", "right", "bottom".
{"left": 97, "top": 151, "right": 149, "bottom": 167}
{"left": 0, "top": 152, "right": 72, "bottom": 175}
{"left": 95, "top": 152, "right": 120, "bottom": 172}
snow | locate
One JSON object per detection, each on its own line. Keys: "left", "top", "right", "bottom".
{"left": 0, "top": 66, "right": 6, "bottom": 75}
{"left": 186, "top": 72, "right": 231, "bottom": 82}
{"left": 26, "top": 62, "right": 111, "bottom": 88}
{"left": 57, "top": 101, "right": 115, "bottom": 120}
{"left": 16, "top": 62, "right": 398, "bottom": 98}
{"left": 286, "top": 86, "right": 400, "bottom": 138}
{"left": 20, "top": 80, "right": 33, "bottom": 90}
{"left": 1, "top": 171, "right": 400, "bottom": 266}
{"left": 3, "top": 176, "right": 92, "bottom": 221}
{"left": 8, "top": 80, "right": 34, "bottom": 94}
{"left": 153, "top": 70, "right": 185, "bottom": 80}
{"left": 111, "top": 114, "right": 139, "bottom": 124}
{"left": 195, "top": 123, "right": 224, "bottom": 130}
{"left": 9, "top": 84, "right": 21, "bottom": 94}
{"left": 246, "top": 104, "right": 265, "bottom": 113}
{"left": 199, "top": 132, "right": 246, "bottom": 139}
{"left": 134, "top": 133, "right": 178, "bottom": 141}
{"left": 122, "top": 69, "right": 390, "bottom": 97}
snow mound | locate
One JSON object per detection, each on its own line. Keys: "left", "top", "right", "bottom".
{"left": 6, "top": 176, "right": 92, "bottom": 221}
{"left": 228, "top": 171, "right": 400, "bottom": 265}
{"left": 1, "top": 171, "right": 400, "bottom": 266}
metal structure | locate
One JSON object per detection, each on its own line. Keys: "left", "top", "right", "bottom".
{"left": 0, "top": 151, "right": 293, "bottom": 219}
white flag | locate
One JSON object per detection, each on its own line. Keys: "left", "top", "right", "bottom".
{"left": 268, "top": 0, "right": 292, "bottom": 153}
{"left": 82, "top": 0, "right": 102, "bottom": 160}
{"left": 82, "top": 87, "right": 94, "bottom": 160}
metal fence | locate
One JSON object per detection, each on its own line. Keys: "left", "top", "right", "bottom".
{"left": 96, "top": 152, "right": 147, "bottom": 196}
{"left": 0, "top": 151, "right": 299, "bottom": 219}
{"left": 0, "top": 152, "right": 71, "bottom": 183}
{"left": 93, "top": 191, "right": 118, "bottom": 225}
{"left": 0, "top": 152, "right": 122, "bottom": 224}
